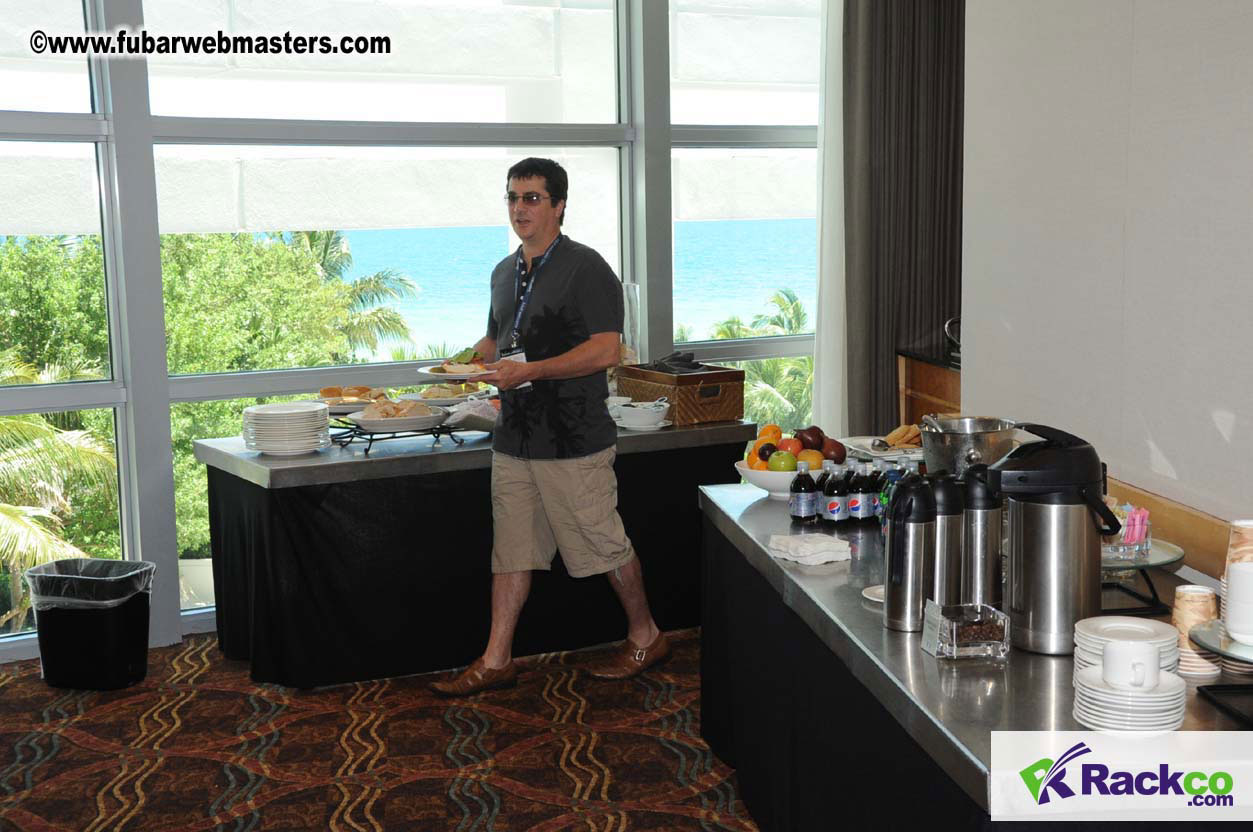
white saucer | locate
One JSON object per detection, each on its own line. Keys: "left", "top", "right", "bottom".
{"left": 1074, "top": 691, "right": 1186, "bottom": 714}
{"left": 1074, "top": 666, "right": 1186, "bottom": 701}
{"left": 862, "top": 585, "right": 885, "bottom": 603}
{"left": 1075, "top": 701, "right": 1185, "bottom": 722}
{"left": 614, "top": 419, "right": 673, "bottom": 431}
{"left": 1073, "top": 706, "right": 1184, "bottom": 732}
{"left": 1075, "top": 616, "right": 1178, "bottom": 645}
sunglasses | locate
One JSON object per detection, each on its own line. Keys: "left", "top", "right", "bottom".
{"left": 504, "top": 192, "right": 555, "bottom": 206}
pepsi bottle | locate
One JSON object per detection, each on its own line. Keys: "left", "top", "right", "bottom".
{"left": 789, "top": 460, "right": 819, "bottom": 524}
{"left": 815, "top": 459, "right": 836, "bottom": 492}
{"left": 821, "top": 463, "right": 850, "bottom": 526}
{"left": 850, "top": 463, "right": 877, "bottom": 521}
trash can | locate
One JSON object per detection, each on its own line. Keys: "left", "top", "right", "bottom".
{"left": 25, "top": 559, "right": 156, "bottom": 691}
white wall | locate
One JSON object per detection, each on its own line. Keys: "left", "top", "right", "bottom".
{"left": 963, "top": 0, "right": 1253, "bottom": 520}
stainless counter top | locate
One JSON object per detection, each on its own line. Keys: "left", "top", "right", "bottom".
{"left": 698, "top": 483, "right": 1241, "bottom": 811}
{"left": 195, "top": 420, "right": 756, "bottom": 489}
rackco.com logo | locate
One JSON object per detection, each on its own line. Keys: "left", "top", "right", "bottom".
{"left": 1020, "top": 742, "right": 1235, "bottom": 808}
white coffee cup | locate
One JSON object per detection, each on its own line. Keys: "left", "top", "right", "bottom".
{"left": 1101, "top": 639, "right": 1160, "bottom": 691}
{"left": 1227, "top": 562, "right": 1253, "bottom": 606}
{"left": 1224, "top": 595, "right": 1253, "bottom": 646}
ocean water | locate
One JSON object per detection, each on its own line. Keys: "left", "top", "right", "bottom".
{"left": 343, "top": 217, "right": 817, "bottom": 358}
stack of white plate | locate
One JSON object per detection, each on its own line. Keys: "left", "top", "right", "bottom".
{"left": 1073, "top": 617, "right": 1179, "bottom": 676}
{"left": 1217, "top": 576, "right": 1253, "bottom": 676}
{"left": 1177, "top": 639, "right": 1222, "bottom": 677}
{"left": 1073, "top": 666, "right": 1186, "bottom": 732}
{"left": 243, "top": 401, "right": 330, "bottom": 456}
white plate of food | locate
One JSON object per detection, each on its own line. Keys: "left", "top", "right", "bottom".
{"left": 347, "top": 402, "right": 447, "bottom": 433}
{"left": 315, "top": 385, "right": 386, "bottom": 414}
{"left": 414, "top": 348, "right": 493, "bottom": 382}
{"left": 841, "top": 435, "right": 925, "bottom": 459}
{"left": 399, "top": 382, "right": 492, "bottom": 407}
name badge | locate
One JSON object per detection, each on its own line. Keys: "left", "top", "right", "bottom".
{"left": 500, "top": 346, "right": 532, "bottom": 390}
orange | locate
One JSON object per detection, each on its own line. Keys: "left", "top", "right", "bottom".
{"left": 748, "top": 454, "right": 770, "bottom": 471}
{"left": 797, "top": 449, "right": 825, "bottom": 471}
{"left": 758, "top": 423, "right": 783, "bottom": 443}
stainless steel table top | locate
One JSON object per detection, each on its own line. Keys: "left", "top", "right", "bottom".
{"left": 698, "top": 483, "right": 1241, "bottom": 811}
{"left": 195, "top": 420, "right": 757, "bottom": 489}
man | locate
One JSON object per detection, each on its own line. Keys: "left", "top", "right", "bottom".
{"left": 430, "top": 158, "right": 669, "bottom": 697}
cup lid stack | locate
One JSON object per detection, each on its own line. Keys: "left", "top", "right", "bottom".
{"left": 1072, "top": 616, "right": 1179, "bottom": 679}
{"left": 1173, "top": 584, "right": 1222, "bottom": 677}
{"left": 242, "top": 401, "right": 330, "bottom": 456}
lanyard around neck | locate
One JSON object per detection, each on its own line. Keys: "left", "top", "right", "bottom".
{"left": 510, "top": 234, "right": 562, "bottom": 346}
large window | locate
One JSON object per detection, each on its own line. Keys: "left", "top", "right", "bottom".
{"left": 0, "top": 3, "right": 92, "bottom": 112}
{"left": 0, "top": 142, "right": 111, "bottom": 386}
{"left": 0, "top": 1, "right": 823, "bottom": 653}
{"left": 154, "top": 145, "right": 620, "bottom": 371}
{"left": 671, "top": 148, "right": 817, "bottom": 344}
{"left": 144, "top": 1, "right": 618, "bottom": 123}
{"left": 670, "top": 1, "right": 821, "bottom": 125}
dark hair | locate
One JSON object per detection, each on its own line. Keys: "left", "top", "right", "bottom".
{"left": 506, "top": 157, "right": 568, "bottom": 225}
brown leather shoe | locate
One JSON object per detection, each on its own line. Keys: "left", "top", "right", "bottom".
{"left": 429, "top": 658, "right": 518, "bottom": 697}
{"left": 585, "top": 631, "right": 672, "bottom": 680}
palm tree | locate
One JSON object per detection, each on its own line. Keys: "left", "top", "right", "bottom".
{"left": 674, "top": 323, "right": 694, "bottom": 343}
{"left": 709, "top": 316, "right": 756, "bottom": 341}
{"left": 389, "top": 342, "right": 466, "bottom": 363}
{"left": 709, "top": 289, "right": 815, "bottom": 430}
{"left": 283, "top": 231, "right": 419, "bottom": 358}
{"left": 752, "top": 288, "right": 809, "bottom": 335}
{"left": 0, "top": 351, "right": 117, "bottom": 632}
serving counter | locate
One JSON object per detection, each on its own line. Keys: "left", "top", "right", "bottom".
{"left": 698, "top": 483, "right": 1238, "bottom": 830}
{"left": 194, "top": 421, "right": 755, "bottom": 688}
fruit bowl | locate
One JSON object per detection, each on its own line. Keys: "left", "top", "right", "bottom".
{"left": 735, "top": 460, "right": 797, "bottom": 501}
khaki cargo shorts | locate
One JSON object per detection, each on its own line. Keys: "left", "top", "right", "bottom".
{"left": 491, "top": 446, "right": 637, "bottom": 578}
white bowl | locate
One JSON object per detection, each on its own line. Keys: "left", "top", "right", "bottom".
{"left": 617, "top": 403, "right": 670, "bottom": 426}
{"left": 735, "top": 459, "right": 797, "bottom": 501}
{"left": 606, "top": 396, "right": 632, "bottom": 418}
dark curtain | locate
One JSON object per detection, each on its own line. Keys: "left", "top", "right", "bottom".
{"left": 844, "top": 0, "right": 965, "bottom": 435}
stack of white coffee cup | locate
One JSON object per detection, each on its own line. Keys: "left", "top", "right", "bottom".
{"left": 1220, "top": 521, "right": 1253, "bottom": 676}
{"left": 1073, "top": 636, "right": 1186, "bottom": 732}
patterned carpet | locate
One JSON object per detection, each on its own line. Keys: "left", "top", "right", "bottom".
{"left": 0, "top": 629, "right": 755, "bottom": 831}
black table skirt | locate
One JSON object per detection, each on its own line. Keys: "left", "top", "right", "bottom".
{"left": 208, "top": 441, "right": 742, "bottom": 688}
{"left": 699, "top": 517, "right": 1211, "bottom": 832}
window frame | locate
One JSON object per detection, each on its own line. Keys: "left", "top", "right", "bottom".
{"left": 0, "top": 0, "right": 818, "bottom": 661}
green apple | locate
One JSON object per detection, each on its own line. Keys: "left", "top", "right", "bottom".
{"left": 767, "top": 450, "right": 797, "bottom": 472}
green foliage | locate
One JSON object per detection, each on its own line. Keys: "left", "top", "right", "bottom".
{"left": 706, "top": 291, "right": 815, "bottom": 432}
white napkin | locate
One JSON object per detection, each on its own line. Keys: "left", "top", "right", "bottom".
{"left": 767, "top": 534, "right": 852, "bottom": 565}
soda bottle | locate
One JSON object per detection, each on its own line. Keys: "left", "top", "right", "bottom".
{"left": 849, "top": 462, "right": 874, "bottom": 521}
{"left": 815, "top": 459, "right": 835, "bottom": 491}
{"left": 789, "top": 460, "right": 819, "bottom": 524}
{"left": 822, "top": 463, "right": 850, "bottom": 526}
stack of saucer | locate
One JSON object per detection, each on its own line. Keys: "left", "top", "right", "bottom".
{"left": 1073, "top": 617, "right": 1179, "bottom": 676}
{"left": 1073, "top": 666, "right": 1186, "bottom": 732}
{"left": 1172, "top": 585, "right": 1221, "bottom": 677}
{"left": 243, "top": 401, "right": 330, "bottom": 456}
{"left": 1218, "top": 573, "right": 1253, "bottom": 676}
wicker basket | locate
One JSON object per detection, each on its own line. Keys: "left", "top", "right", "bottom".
{"left": 615, "top": 364, "right": 744, "bottom": 426}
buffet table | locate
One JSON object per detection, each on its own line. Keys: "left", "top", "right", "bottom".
{"left": 194, "top": 421, "right": 754, "bottom": 688}
{"left": 698, "top": 484, "right": 1239, "bottom": 831}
